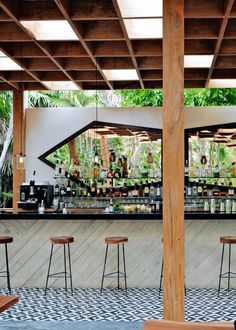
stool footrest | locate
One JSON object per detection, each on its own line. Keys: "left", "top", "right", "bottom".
{"left": 48, "top": 271, "right": 72, "bottom": 278}
{"left": 104, "top": 271, "right": 126, "bottom": 278}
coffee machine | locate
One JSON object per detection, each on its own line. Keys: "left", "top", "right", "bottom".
{"left": 18, "top": 183, "right": 54, "bottom": 210}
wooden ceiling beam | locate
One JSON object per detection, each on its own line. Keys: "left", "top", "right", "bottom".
{"left": 71, "top": 0, "right": 117, "bottom": 20}
{"left": 184, "top": 68, "right": 209, "bottom": 80}
{"left": 23, "top": 58, "right": 60, "bottom": 71}
{"left": 205, "top": 0, "right": 234, "bottom": 87}
{"left": 54, "top": 0, "right": 113, "bottom": 89}
{"left": 184, "top": 80, "right": 206, "bottom": 88}
{"left": 113, "top": 81, "right": 141, "bottom": 90}
{"left": 184, "top": 0, "right": 225, "bottom": 18}
{"left": 0, "top": 73, "right": 18, "bottom": 89}
{"left": 224, "top": 18, "right": 236, "bottom": 38}
{"left": 58, "top": 58, "right": 96, "bottom": 70}
{"left": 0, "top": 71, "right": 35, "bottom": 82}
{"left": 0, "top": 82, "right": 15, "bottom": 90}
{"left": 71, "top": 71, "right": 104, "bottom": 82}
{"left": 140, "top": 70, "right": 162, "bottom": 81}
{"left": 0, "top": 7, "right": 11, "bottom": 21}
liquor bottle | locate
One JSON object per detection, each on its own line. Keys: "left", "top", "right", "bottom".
{"left": 149, "top": 181, "right": 155, "bottom": 197}
{"left": 107, "top": 168, "right": 114, "bottom": 179}
{"left": 184, "top": 160, "right": 189, "bottom": 176}
{"left": 60, "top": 161, "right": 66, "bottom": 177}
{"left": 54, "top": 161, "right": 60, "bottom": 177}
{"left": 96, "top": 184, "right": 101, "bottom": 197}
{"left": 90, "top": 181, "right": 97, "bottom": 197}
{"left": 29, "top": 170, "right": 36, "bottom": 199}
{"left": 121, "top": 182, "right": 128, "bottom": 197}
{"left": 77, "top": 183, "right": 82, "bottom": 197}
{"left": 187, "top": 183, "right": 192, "bottom": 196}
{"left": 54, "top": 182, "right": 60, "bottom": 197}
{"left": 197, "top": 180, "right": 203, "bottom": 196}
{"left": 202, "top": 181, "right": 208, "bottom": 196}
{"left": 133, "top": 183, "right": 139, "bottom": 197}
{"left": 219, "top": 183, "right": 227, "bottom": 197}
{"left": 220, "top": 163, "right": 226, "bottom": 177}
{"left": 156, "top": 183, "right": 161, "bottom": 197}
{"left": 66, "top": 180, "right": 72, "bottom": 197}
{"left": 230, "top": 162, "right": 236, "bottom": 177}
{"left": 228, "top": 182, "right": 235, "bottom": 197}
{"left": 144, "top": 180, "right": 150, "bottom": 197}
{"left": 122, "top": 156, "right": 128, "bottom": 178}
{"left": 102, "top": 185, "right": 107, "bottom": 197}
{"left": 213, "top": 181, "right": 219, "bottom": 196}
{"left": 192, "top": 181, "right": 198, "bottom": 196}
{"left": 71, "top": 183, "right": 77, "bottom": 197}
{"left": 139, "top": 181, "right": 144, "bottom": 197}
{"left": 213, "top": 165, "right": 220, "bottom": 178}
{"left": 83, "top": 185, "right": 88, "bottom": 197}
{"left": 60, "top": 184, "right": 66, "bottom": 197}
{"left": 114, "top": 168, "right": 121, "bottom": 178}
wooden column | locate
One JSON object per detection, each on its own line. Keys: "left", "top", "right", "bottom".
{"left": 13, "top": 89, "right": 26, "bottom": 212}
{"left": 163, "top": 0, "right": 185, "bottom": 321}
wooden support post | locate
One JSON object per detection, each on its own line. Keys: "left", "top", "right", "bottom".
{"left": 163, "top": 0, "right": 185, "bottom": 321}
{"left": 13, "top": 90, "right": 26, "bottom": 212}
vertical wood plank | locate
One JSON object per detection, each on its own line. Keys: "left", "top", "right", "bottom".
{"left": 163, "top": 0, "right": 185, "bottom": 321}
{"left": 13, "top": 89, "right": 25, "bottom": 212}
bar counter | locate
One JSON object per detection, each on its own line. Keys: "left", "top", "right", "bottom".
{"left": 0, "top": 210, "right": 236, "bottom": 219}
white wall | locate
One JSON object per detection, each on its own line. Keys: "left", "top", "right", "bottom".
{"left": 25, "top": 106, "right": 236, "bottom": 184}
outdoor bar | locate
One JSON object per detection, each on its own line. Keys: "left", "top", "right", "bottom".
{"left": 0, "top": 1, "right": 236, "bottom": 330}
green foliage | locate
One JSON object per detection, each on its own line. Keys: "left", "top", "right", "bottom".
{"left": 117, "top": 88, "right": 236, "bottom": 107}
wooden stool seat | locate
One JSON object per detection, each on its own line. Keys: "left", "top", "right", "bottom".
{"left": 0, "top": 296, "right": 19, "bottom": 313}
{"left": 0, "top": 236, "right": 13, "bottom": 244}
{"left": 50, "top": 236, "right": 74, "bottom": 244}
{"left": 220, "top": 236, "right": 236, "bottom": 244}
{"left": 105, "top": 236, "right": 128, "bottom": 244}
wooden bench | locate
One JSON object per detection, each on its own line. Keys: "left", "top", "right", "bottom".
{"left": 0, "top": 296, "right": 19, "bottom": 313}
{"left": 142, "top": 320, "right": 234, "bottom": 330}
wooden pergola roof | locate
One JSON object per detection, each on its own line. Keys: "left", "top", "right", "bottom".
{"left": 0, "top": 0, "right": 236, "bottom": 91}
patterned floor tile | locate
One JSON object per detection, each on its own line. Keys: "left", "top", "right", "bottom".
{"left": 0, "top": 288, "right": 235, "bottom": 322}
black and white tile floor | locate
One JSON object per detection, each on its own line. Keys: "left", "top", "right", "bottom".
{"left": 0, "top": 288, "right": 236, "bottom": 322}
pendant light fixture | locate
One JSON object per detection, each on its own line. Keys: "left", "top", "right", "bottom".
{"left": 16, "top": 47, "right": 26, "bottom": 170}
{"left": 94, "top": 61, "right": 99, "bottom": 165}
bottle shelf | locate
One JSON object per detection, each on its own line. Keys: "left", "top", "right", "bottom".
{"left": 188, "top": 177, "right": 236, "bottom": 179}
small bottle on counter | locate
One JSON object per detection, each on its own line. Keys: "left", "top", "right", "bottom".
{"left": 38, "top": 200, "right": 45, "bottom": 214}
{"left": 228, "top": 182, "right": 235, "bottom": 196}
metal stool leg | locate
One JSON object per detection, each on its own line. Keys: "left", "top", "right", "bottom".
{"left": 122, "top": 243, "right": 128, "bottom": 296}
{"left": 63, "top": 243, "right": 67, "bottom": 291}
{"left": 159, "top": 259, "right": 163, "bottom": 296}
{"left": 228, "top": 243, "right": 231, "bottom": 291}
{"left": 5, "top": 243, "right": 11, "bottom": 294}
{"left": 68, "top": 243, "right": 73, "bottom": 295}
{"left": 45, "top": 244, "right": 54, "bottom": 296}
{"left": 100, "top": 244, "right": 109, "bottom": 295}
{"left": 117, "top": 243, "right": 120, "bottom": 290}
{"left": 218, "top": 243, "right": 225, "bottom": 297}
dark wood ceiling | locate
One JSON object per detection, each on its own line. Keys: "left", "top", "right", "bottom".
{"left": 0, "top": 0, "right": 236, "bottom": 91}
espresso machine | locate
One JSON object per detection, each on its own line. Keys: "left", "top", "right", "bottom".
{"left": 18, "top": 183, "right": 54, "bottom": 210}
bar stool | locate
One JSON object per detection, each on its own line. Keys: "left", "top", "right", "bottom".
{"left": 45, "top": 236, "right": 74, "bottom": 296}
{"left": 0, "top": 236, "right": 13, "bottom": 294}
{"left": 100, "top": 236, "right": 128, "bottom": 295}
{"left": 218, "top": 236, "right": 236, "bottom": 296}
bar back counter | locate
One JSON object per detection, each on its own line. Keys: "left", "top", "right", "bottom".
{"left": 0, "top": 213, "right": 235, "bottom": 289}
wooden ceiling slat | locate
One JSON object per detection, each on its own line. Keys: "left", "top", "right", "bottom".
{"left": 184, "top": 0, "right": 225, "bottom": 18}
{"left": 184, "top": 69, "right": 209, "bottom": 80}
{"left": 71, "top": 71, "right": 104, "bottom": 82}
{"left": 0, "top": 42, "right": 46, "bottom": 57}
{"left": 184, "top": 80, "right": 206, "bottom": 88}
{"left": 205, "top": 0, "right": 234, "bottom": 87}
{"left": 215, "top": 55, "right": 236, "bottom": 68}
{"left": 77, "top": 20, "right": 124, "bottom": 41}
{"left": 220, "top": 39, "right": 236, "bottom": 54}
{"left": 141, "top": 70, "right": 162, "bottom": 81}
{"left": 71, "top": 0, "right": 117, "bottom": 20}
{"left": 0, "top": 21, "right": 31, "bottom": 41}
{"left": 19, "top": 1, "right": 64, "bottom": 20}
{"left": 137, "top": 57, "right": 162, "bottom": 70}
{"left": 212, "top": 68, "right": 236, "bottom": 78}
{"left": 185, "top": 39, "right": 216, "bottom": 54}
{"left": 185, "top": 18, "right": 221, "bottom": 39}
{"left": 89, "top": 41, "right": 130, "bottom": 57}
{"left": 98, "top": 57, "right": 134, "bottom": 70}
{"left": 59, "top": 58, "right": 96, "bottom": 71}
{"left": 0, "top": 71, "right": 36, "bottom": 82}
{"left": 224, "top": 18, "right": 236, "bottom": 38}
{"left": 43, "top": 41, "right": 89, "bottom": 58}
{"left": 132, "top": 40, "right": 162, "bottom": 57}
